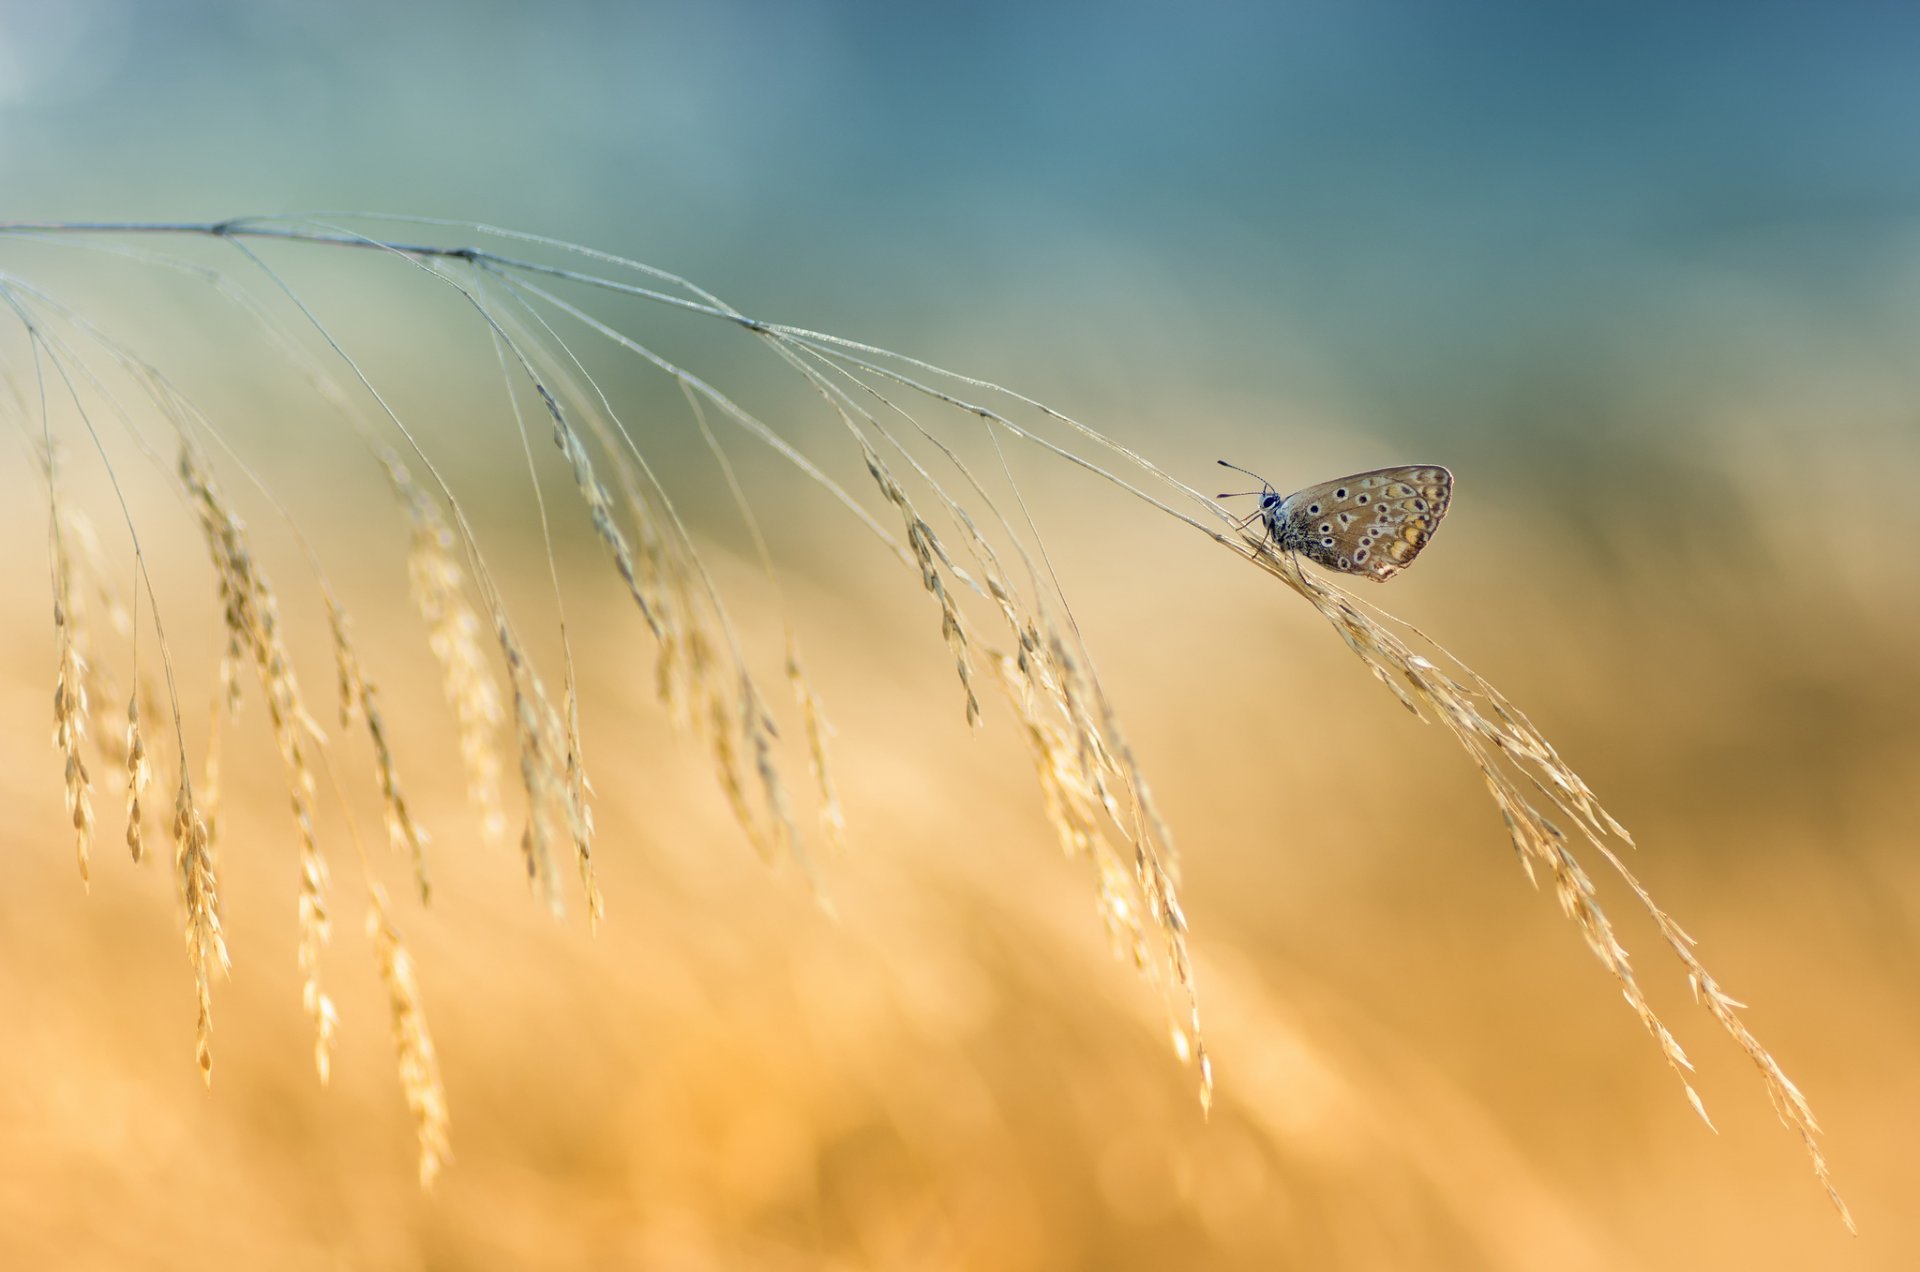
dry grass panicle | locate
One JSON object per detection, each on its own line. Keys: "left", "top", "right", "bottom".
{"left": 328, "top": 592, "right": 431, "bottom": 903}
{"left": 787, "top": 642, "right": 847, "bottom": 857}
{"left": 124, "top": 691, "right": 149, "bottom": 863}
{"left": 1239, "top": 536, "right": 1852, "bottom": 1229}
{"left": 179, "top": 441, "right": 337, "bottom": 1081}
{"left": 498, "top": 620, "right": 570, "bottom": 912}
{"left": 862, "top": 441, "right": 983, "bottom": 729}
{"left": 49, "top": 516, "right": 95, "bottom": 886}
{"left": 367, "top": 886, "right": 451, "bottom": 1188}
{"left": 389, "top": 456, "right": 509, "bottom": 846}
{"left": 171, "top": 779, "right": 228, "bottom": 1082}
{"left": 533, "top": 380, "right": 663, "bottom": 642}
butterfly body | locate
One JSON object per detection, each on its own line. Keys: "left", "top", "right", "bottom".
{"left": 1222, "top": 463, "right": 1453, "bottom": 582}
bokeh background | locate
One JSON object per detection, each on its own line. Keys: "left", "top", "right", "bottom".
{"left": 2, "top": 1, "right": 1918, "bottom": 1267}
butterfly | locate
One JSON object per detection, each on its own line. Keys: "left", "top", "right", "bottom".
{"left": 1218, "top": 461, "right": 1453, "bottom": 581}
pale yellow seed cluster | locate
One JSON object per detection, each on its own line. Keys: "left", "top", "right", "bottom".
{"left": 496, "top": 621, "right": 594, "bottom": 919}
{"left": 537, "top": 383, "right": 664, "bottom": 641}
{"left": 48, "top": 507, "right": 159, "bottom": 872}
{"left": 787, "top": 644, "right": 845, "bottom": 857}
{"left": 848, "top": 412, "right": 1218, "bottom": 1107}
{"left": 171, "top": 780, "right": 228, "bottom": 1083}
{"left": 124, "top": 693, "right": 148, "bottom": 863}
{"left": 620, "top": 481, "right": 703, "bottom": 733}
{"left": 816, "top": 399, "right": 1213, "bottom": 1103}
{"left": 653, "top": 591, "right": 802, "bottom": 882}
{"left": 992, "top": 619, "right": 1211, "bottom": 1110}
{"left": 561, "top": 682, "right": 601, "bottom": 926}
{"left": 58, "top": 509, "right": 135, "bottom": 769}
{"left": 861, "top": 442, "right": 980, "bottom": 727}
{"left": 395, "top": 440, "right": 597, "bottom": 921}
{"left": 50, "top": 530, "right": 95, "bottom": 886}
{"left": 567, "top": 387, "right": 814, "bottom": 882}
{"left": 367, "top": 887, "right": 451, "bottom": 1188}
{"left": 180, "top": 445, "right": 336, "bottom": 1082}
{"left": 744, "top": 680, "right": 802, "bottom": 874}
{"left": 327, "top": 596, "right": 431, "bottom": 902}
{"left": 683, "top": 606, "right": 802, "bottom": 882}
{"left": 392, "top": 462, "right": 509, "bottom": 845}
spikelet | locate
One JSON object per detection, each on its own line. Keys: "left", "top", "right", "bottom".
{"left": 548, "top": 368, "right": 803, "bottom": 881}
{"left": 561, "top": 681, "right": 602, "bottom": 927}
{"left": 124, "top": 693, "right": 148, "bottom": 863}
{"left": 179, "top": 443, "right": 335, "bottom": 1082}
{"left": 387, "top": 432, "right": 588, "bottom": 918}
{"left": 535, "top": 383, "right": 663, "bottom": 640}
{"left": 445, "top": 590, "right": 592, "bottom": 923}
{"left": 1091, "top": 688, "right": 1210, "bottom": 1112}
{"left": 389, "top": 458, "right": 508, "bottom": 844}
{"left": 740, "top": 676, "right": 818, "bottom": 899}
{"left": 637, "top": 526, "right": 803, "bottom": 875}
{"left": 498, "top": 622, "right": 569, "bottom": 914}
{"left": 949, "top": 507, "right": 1024, "bottom": 638}
{"left": 988, "top": 619, "right": 1212, "bottom": 1112}
{"left": 861, "top": 442, "right": 980, "bottom": 726}
{"left": 50, "top": 526, "right": 94, "bottom": 886}
{"left": 824, "top": 384, "right": 1216, "bottom": 1107}
{"left": 297, "top": 830, "right": 338, "bottom": 1084}
{"left": 703, "top": 672, "right": 763, "bottom": 859}
{"left": 651, "top": 577, "right": 697, "bottom": 734}
{"left": 531, "top": 372, "right": 780, "bottom": 889}
{"left": 663, "top": 571, "right": 727, "bottom": 751}
{"left": 668, "top": 624, "right": 808, "bottom": 885}
{"left": 787, "top": 643, "right": 846, "bottom": 857}
{"left": 60, "top": 508, "right": 132, "bottom": 768}
{"left": 327, "top": 595, "right": 432, "bottom": 902}
{"left": 553, "top": 385, "right": 689, "bottom": 723}
{"left": 201, "top": 697, "right": 224, "bottom": 861}
{"left": 171, "top": 780, "right": 228, "bottom": 1083}
{"left": 367, "top": 887, "right": 451, "bottom": 1187}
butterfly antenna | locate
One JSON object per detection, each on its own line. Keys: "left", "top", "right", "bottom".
{"left": 1217, "top": 459, "right": 1274, "bottom": 499}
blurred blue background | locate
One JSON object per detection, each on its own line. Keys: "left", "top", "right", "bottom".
{"left": 7, "top": 0, "right": 1920, "bottom": 451}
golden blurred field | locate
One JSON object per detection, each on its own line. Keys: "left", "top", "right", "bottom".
{"left": 0, "top": 229, "right": 1912, "bottom": 1272}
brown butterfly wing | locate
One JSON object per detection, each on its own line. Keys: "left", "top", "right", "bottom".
{"left": 1275, "top": 466, "right": 1453, "bottom": 581}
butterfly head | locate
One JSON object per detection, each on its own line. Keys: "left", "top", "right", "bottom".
{"left": 1216, "top": 459, "right": 1288, "bottom": 536}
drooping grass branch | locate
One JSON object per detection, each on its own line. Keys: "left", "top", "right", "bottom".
{"left": 0, "top": 215, "right": 1848, "bottom": 1226}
